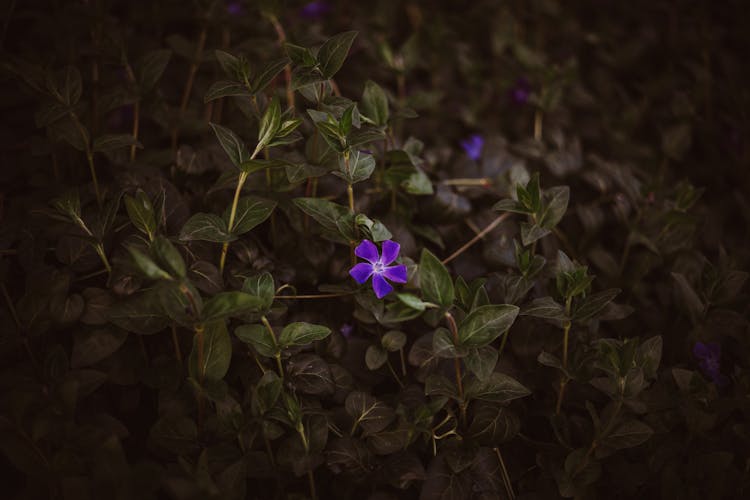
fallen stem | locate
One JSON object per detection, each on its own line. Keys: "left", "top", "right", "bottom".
{"left": 442, "top": 213, "right": 511, "bottom": 264}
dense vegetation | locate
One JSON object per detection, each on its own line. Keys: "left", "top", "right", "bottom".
{"left": 1, "top": 1, "right": 748, "bottom": 499}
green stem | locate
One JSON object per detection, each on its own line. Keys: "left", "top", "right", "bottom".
{"left": 386, "top": 359, "right": 405, "bottom": 388}
{"left": 262, "top": 316, "right": 284, "bottom": 379}
{"left": 555, "top": 296, "right": 573, "bottom": 415}
{"left": 93, "top": 243, "right": 112, "bottom": 276}
{"left": 445, "top": 312, "right": 466, "bottom": 424}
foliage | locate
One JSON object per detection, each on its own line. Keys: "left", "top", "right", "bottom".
{"left": 0, "top": 1, "right": 748, "bottom": 499}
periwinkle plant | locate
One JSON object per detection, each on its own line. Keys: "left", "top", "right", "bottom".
{"left": 1, "top": 3, "right": 748, "bottom": 500}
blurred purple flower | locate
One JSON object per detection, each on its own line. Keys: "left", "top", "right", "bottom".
{"left": 460, "top": 134, "right": 484, "bottom": 161}
{"left": 300, "top": 1, "right": 331, "bottom": 19}
{"left": 509, "top": 77, "right": 531, "bottom": 105}
{"left": 340, "top": 323, "right": 353, "bottom": 338}
{"left": 693, "top": 342, "right": 728, "bottom": 386}
{"left": 349, "top": 240, "right": 407, "bottom": 299}
{"left": 226, "top": 1, "right": 243, "bottom": 15}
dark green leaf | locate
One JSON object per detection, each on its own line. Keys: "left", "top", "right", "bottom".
{"left": 381, "top": 330, "right": 407, "bottom": 351}
{"left": 204, "top": 80, "right": 252, "bottom": 102}
{"left": 151, "top": 236, "right": 186, "bottom": 278}
{"left": 293, "top": 197, "right": 349, "bottom": 232}
{"left": 92, "top": 134, "right": 140, "bottom": 153}
{"left": 464, "top": 372, "right": 530, "bottom": 403}
{"left": 189, "top": 320, "right": 232, "bottom": 381}
{"left": 252, "top": 371, "right": 283, "bottom": 415}
{"left": 224, "top": 196, "right": 276, "bottom": 235}
{"left": 458, "top": 304, "right": 519, "bottom": 348}
{"left": 179, "top": 213, "right": 235, "bottom": 242}
{"left": 279, "top": 322, "right": 331, "bottom": 346}
{"left": 365, "top": 344, "right": 388, "bottom": 370}
{"left": 468, "top": 403, "right": 520, "bottom": 445}
{"left": 242, "top": 272, "right": 275, "bottom": 312}
{"left": 71, "top": 328, "right": 128, "bottom": 368}
{"left": 334, "top": 150, "right": 376, "bottom": 184}
{"left": 128, "top": 246, "right": 171, "bottom": 281}
{"left": 361, "top": 80, "right": 389, "bottom": 126}
{"left": 235, "top": 324, "right": 277, "bottom": 358}
{"left": 464, "top": 346, "right": 498, "bottom": 381}
{"left": 251, "top": 58, "right": 289, "bottom": 93}
{"left": 522, "top": 296, "right": 568, "bottom": 321}
{"left": 573, "top": 288, "right": 620, "bottom": 322}
{"left": 345, "top": 391, "right": 396, "bottom": 435}
{"left": 202, "top": 292, "right": 263, "bottom": 322}
{"left": 124, "top": 190, "right": 156, "bottom": 239}
{"left": 136, "top": 49, "right": 172, "bottom": 92}
{"left": 317, "top": 31, "right": 358, "bottom": 79}
{"left": 214, "top": 50, "right": 242, "bottom": 77}
{"left": 287, "top": 353, "right": 334, "bottom": 396}
{"left": 419, "top": 248, "right": 454, "bottom": 308}
{"left": 432, "top": 327, "right": 462, "bottom": 359}
{"left": 600, "top": 420, "right": 653, "bottom": 451}
{"left": 257, "top": 96, "right": 282, "bottom": 150}
{"left": 209, "top": 122, "right": 250, "bottom": 167}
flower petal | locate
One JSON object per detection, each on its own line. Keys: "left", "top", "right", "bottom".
{"left": 382, "top": 264, "right": 407, "bottom": 283}
{"left": 372, "top": 273, "right": 393, "bottom": 299}
{"left": 355, "top": 239, "right": 380, "bottom": 263}
{"left": 349, "top": 263, "right": 374, "bottom": 284}
{"left": 380, "top": 240, "right": 400, "bottom": 265}
{"left": 692, "top": 342, "right": 710, "bottom": 360}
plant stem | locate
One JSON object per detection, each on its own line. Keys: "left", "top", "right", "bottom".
{"left": 386, "top": 359, "right": 405, "bottom": 388}
{"left": 171, "top": 324, "right": 182, "bottom": 365}
{"left": 445, "top": 312, "right": 466, "bottom": 423}
{"left": 442, "top": 213, "right": 510, "bottom": 265}
{"left": 195, "top": 322, "right": 206, "bottom": 428}
{"left": 172, "top": 24, "right": 207, "bottom": 151}
{"left": 442, "top": 178, "right": 492, "bottom": 187}
{"left": 555, "top": 296, "right": 573, "bottom": 415}
{"left": 219, "top": 171, "right": 248, "bottom": 274}
{"left": 93, "top": 243, "right": 112, "bottom": 277}
{"left": 494, "top": 447, "right": 516, "bottom": 500}
{"left": 262, "top": 316, "right": 284, "bottom": 379}
{"left": 267, "top": 15, "right": 294, "bottom": 110}
{"left": 534, "top": 108, "right": 543, "bottom": 141}
{"left": 273, "top": 291, "right": 356, "bottom": 300}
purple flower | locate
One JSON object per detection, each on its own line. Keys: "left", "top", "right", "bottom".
{"left": 300, "top": 1, "right": 331, "bottom": 19}
{"left": 226, "top": 1, "right": 243, "bottom": 15}
{"left": 349, "top": 240, "right": 407, "bottom": 299}
{"left": 509, "top": 77, "right": 531, "bottom": 105}
{"left": 340, "top": 323, "right": 353, "bottom": 338}
{"left": 460, "top": 134, "right": 484, "bottom": 161}
{"left": 693, "top": 342, "right": 728, "bottom": 386}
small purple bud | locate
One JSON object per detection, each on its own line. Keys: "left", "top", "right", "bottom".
{"left": 340, "top": 323, "right": 353, "bottom": 338}
{"left": 226, "top": 1, "right": 243, "bottom": 16}
{"left": 509, "top": 77, "right": 531, "bottom": 105}
{"left": 460, "top": 134, "right": 484, "bottom": 161}
{"left": 300, "top": 0, "right": 331, "bottom": 19}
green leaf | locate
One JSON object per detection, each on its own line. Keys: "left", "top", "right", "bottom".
{"left": 361, "top": 80, "right": 389, "bottom": 126}
{"left": 520, "top": 223, "right": 551, "bottom": 246}
{"left": 252, "top": 371, "right": 283, "bottom": 415}
{"left": 124, "top": 190, "right": 156, "bottom": 239}
{"left": 458, "top": 305, "right": 519, "bottom": 348}
{"left": 345, "top": 391, "right": 395, "bottom": 435}
{"left": 432, "top": 327, "right": 461, "bottom": 359}
{"left": 128, "top": 246, "right": 171, "bottom": 280}
{"left": 209, "top": 122, "right": 250, "bottom": 167}
{"left": 214, "top": 50, "right": 242, "bottom": 77}
{"left": 52, "top": 189, "right": 81, "bottom": 219}
{"left": 251, "top": 58, "right": 289, "bottom": 93}
{"left": 158, "top": 281, "right": 201, "bottom": 327}
{"left": 355, "top": 214, "right": 392, "bottom": 242}
{"left": 425, "top": 374, "right": 458, "bottom": 400}
{"left": 179, "top": 213, "right": 235, "bottom": 242}
{"left": 521, "top": 296, "right": 568, "bottom": 321}
{"left": 381, "top": 330, "right": 406, "bottom": 351}
{"left": 92, "top": 134, "right": 141, "bottom": 153}
{"left": 235, "top": 324, "right": 277, "bottom": 357}
{"left": 224, "top": 196, "right": 276, "bottom": 235}
{"left": 600, "top": 420, "right": 653, "bottom": 451}
{"left": 468, "top": 404, "right": 520, "bottom": 445}
{"left": 572, "top": 288, "right": 620, "bottom": 322}
{"left": 464, "top": 372, "right": 530, "bottom": 403}
{"left": 464, "top": 346, "right": 498, "bottom": 381}
{"left": 365, "top": 345, "right": 388, "bottom": 370}
{"left": 395, "top": 293, "right": 427, "bottom": 312}
{"left": 242, "top": 272, "right": 275, "bottom": 312}
{"left": 204, "top": 80, "right": 252, "bottom": 102}
{"left": 257, "top": 96, "right": 282, "bottom": 150}
{"left": 202, "top": 292, "right": 263, "bottom": 322}
{"left": 286, "top": 353, "right": 334, "bottom": 396}
{"left": 151, "top": 236, "right": 186, "bottom": 278}
{"left": 189, "top": 320, "right": 232, "bottom": 381}
{"left": 279, "top": 322, "right": 331, "bottom": 347}
{"left": 419, "top": 249, "right": 454, "bottom": 308}
{"left": 317, "top": 31, "right": 358, "bottom": 79}
{"left": 48, "top": 65, "right": 82, "bottom": 106}
{"left": 136, "top": 49, "right": 172, "bottom": 92}
{"left": 108, "top": 291, "right": 169, "bottom": 335}
{"left": 238, "top": 158, "right": 293, "bottom": 174}
{"left": 71, "top": 329, "right": 128, "bottom": 368}
{"left": 293, "top": 197, "right": 349, "bottom": 232}
{"left": 539, "top": 186, "right": 569, "bottom": 229}
{"left": 334, "top": 150, "right": 376, "bottom": 184}
{"left": 638, "top": 336, "right": 662, "bottom": 379}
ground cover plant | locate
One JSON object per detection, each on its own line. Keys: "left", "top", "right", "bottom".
{"left": 1, "top": 0, "right": 749, "bottom": 499}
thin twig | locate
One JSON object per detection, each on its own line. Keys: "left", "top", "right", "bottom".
{"left": 442, "top": 213, "right": 511, "bottom": 264}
